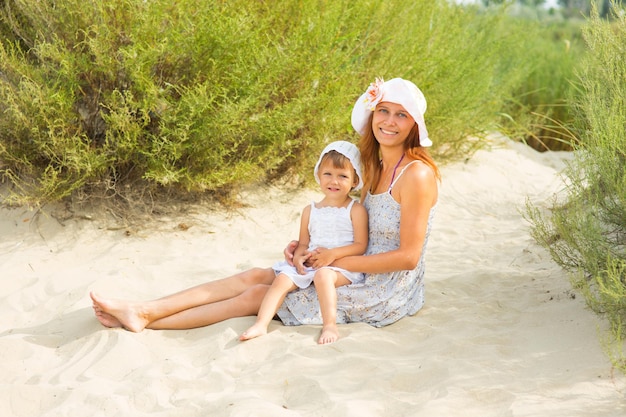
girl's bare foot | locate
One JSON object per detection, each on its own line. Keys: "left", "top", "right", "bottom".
{"left": 239, "top": 323, "right": 267, "bottom": 341}
{"left": 318, "top": 324, "right": 339, "bottom": 344}
{"left": 90, "top": 292, "right": 149, "bottom": 332}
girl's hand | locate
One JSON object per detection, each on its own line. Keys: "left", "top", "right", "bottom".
{"left": 310, "top": 247, "right": 335, "bottom": 269}
{"left": 295, "top": 252, "right": 311, "bottom": 275}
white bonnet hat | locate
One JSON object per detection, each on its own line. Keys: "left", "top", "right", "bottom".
{"left": 351, "top": 77, "right": 432, "bottom": 147}
{"left": 313, "top": 141, "right": 363, "bottom": 191}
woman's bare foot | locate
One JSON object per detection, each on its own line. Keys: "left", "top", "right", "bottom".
{"left": 318, "top": 324, "right": 339, "bottom": 344}
{"left": 239, "top": 323, "right": 267, "bottom": 341}
{"left": 90, "top": 292, "right": 149, "bottom": 332}
{"left": 92, "top": 306, "right": 123, "bottom": 328}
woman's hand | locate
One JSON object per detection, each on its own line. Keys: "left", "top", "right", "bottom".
{"left": 283, "top": 240, "right": 299, "bottom": 266}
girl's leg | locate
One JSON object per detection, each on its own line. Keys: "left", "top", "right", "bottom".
{"left": 240, "top": 273, "right": 296, "bottom": 341}
{"left": 91, "top": 267, "right": 275, "bottom": 332}
{"left": 313, "top": 269, "right": 350, "bottom": 345}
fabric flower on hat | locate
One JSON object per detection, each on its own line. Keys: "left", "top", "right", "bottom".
{"left": 363, "top": 77, "right": 385, "bottom": 111}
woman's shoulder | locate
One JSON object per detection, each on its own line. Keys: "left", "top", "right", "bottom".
{"left": 396, "top": 160, "right": 438, "bottom": 205}
{"left": 405, "top": 158, "right": 434, "bottom": 173}
{"left": 399, "top": 160, "right": 437, "bottom": 185}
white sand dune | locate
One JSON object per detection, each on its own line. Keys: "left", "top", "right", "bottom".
{"left": 1, "top": 137, "right": 624, "bottom": 416}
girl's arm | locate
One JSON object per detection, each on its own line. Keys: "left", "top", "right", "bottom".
{"left": 309, "top": 202, "right": 368, "bottom": 269}
{"left": 332, "top": 162, "right": 437, "bottom": 274}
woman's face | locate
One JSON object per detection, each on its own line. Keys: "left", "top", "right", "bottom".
{"left": 371, "top": 101, "right": 416, "bottom": 147}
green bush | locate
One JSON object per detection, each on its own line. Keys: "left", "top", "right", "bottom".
{"left": 498, "top": 12, "right": 585, "bottom": 151}
{"left": 0, "top": 0, "right": 528, "bottom": 209}
{"left": 527, "top": 2, "right": 626, "bottom": 372}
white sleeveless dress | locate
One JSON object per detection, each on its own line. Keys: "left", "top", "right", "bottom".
{"left": 277, "top": 161, "right": 436, "bottom": 327}
{"left": 272, "top": 199, "right": 365, "bottom": 289}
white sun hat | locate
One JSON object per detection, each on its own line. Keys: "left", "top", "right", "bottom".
{"left": 351, "top": 77, "right": 432, "bottom": 147}
{"left": 313, "top": 140, "right": 363, "bottom": 191}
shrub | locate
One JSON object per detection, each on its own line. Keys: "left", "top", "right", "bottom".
{"left": 497, "top": 10, "right": 586, "bottom": 152}
{"left": 0, "top": 0, "right": 527, "bottom": 210}
{"left": 526, "top": 2, "right": 626, "bottom": 372}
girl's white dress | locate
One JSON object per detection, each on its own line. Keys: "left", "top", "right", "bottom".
{"left": 277, "top": 161, "right": 436, "bottom": 327}
{"left": 272, "top": 199, "right": 365, "bottom": 288}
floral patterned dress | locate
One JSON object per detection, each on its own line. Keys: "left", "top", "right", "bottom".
{"left": 277, "top": 161, "right": 436, "bottom": 328}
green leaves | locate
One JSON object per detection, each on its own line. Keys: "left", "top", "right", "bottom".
{"left": 0, "top": 0, "right": 544, "bottom": 205}
{"left": 527, "top": 2, "right": 626, "bottom": 373}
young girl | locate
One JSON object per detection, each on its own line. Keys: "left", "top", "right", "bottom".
{"left": 240, "top": 141, "right": 368, "bottom": 344}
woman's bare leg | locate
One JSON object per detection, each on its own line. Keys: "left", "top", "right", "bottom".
{"left": 314, "top": 269, "right": 350, "bottom": 345}
{"left": 147, "top": 284, "right": 270, "bottom": 329}
{"left": 240, "top": 273, "right": 296, "bottom": 340}
{"left": 91, "top": 267, "right": 275, "bottom": 332}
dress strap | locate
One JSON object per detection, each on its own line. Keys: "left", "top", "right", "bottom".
{"left": 389, "top": 160, "right": 422, "bottom": 192}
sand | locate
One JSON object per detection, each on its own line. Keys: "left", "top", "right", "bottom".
{"left": 1, "top": 137, "right": 624, "bottom": 417}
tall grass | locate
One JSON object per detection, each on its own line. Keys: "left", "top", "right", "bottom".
{"left": 0, "top": 0, "right": 528, "bottom": 211}
{"left": 526, "top": 2, "right": 626, "bottom": 372}
{"left": 497, "top": 11, "right": 585, "bottom": 152}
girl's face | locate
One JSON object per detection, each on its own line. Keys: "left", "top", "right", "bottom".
{"left": 371, "top": 101, "right": 416, "bottom": 147}
{"left": 317, "top": 159, "right": 358, "bottom": 198}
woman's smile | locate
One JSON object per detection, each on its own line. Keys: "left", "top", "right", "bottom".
{"left": 379, "top": 127, "right": 398, "bottom": 136}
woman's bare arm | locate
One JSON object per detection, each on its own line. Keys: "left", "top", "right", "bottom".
{"left": 332, "top": 162, "right": 437, "bottom": 274}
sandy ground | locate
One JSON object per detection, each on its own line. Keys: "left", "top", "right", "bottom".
{"left": 1, "top": 137, "right": 624, "bottom": 416}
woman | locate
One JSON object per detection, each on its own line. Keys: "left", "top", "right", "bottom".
{"left": 91, "top": 77, "right": 440, "bottom": 332}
